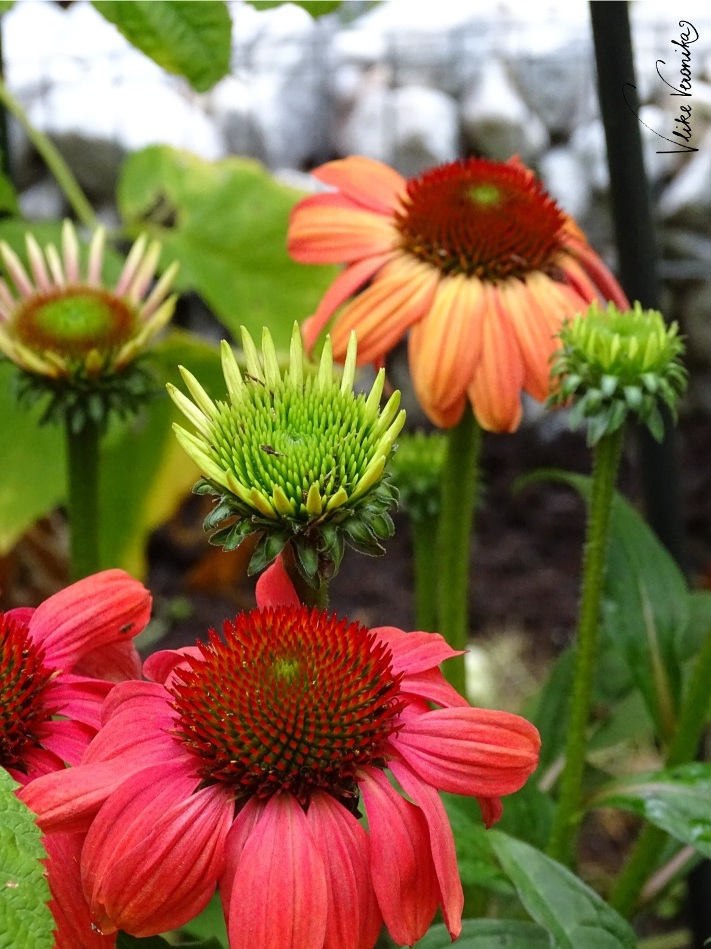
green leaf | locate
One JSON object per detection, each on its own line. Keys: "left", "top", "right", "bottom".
{"left": 246, "top": 1, "right": 343, "bottom": 16}
{"left": 414, "top": 919, "right": 550, "bottom": 948}
{"left": 91, "top": 1, "right": 231, "bottom": 92}
{"left": 441, "top": 794, "right": 512, "bottom": 895}
{"left": 592, "top": 762, "right": 711, "bottom": 858}
{"left": 488, "top": 831, "right": 636, "bottom": 949}
{"left": 0, "top": 358, "right": 65, "bottom": 555}
{"left": 117, "top": 146, "right": 338, "bottom": 350}
{"left": 0, "top": 1, "right": 15, "bottom": 16}
{"left": 0, "top": 172, "right": 19, "bottom": 214}
{"left": 177, "top": 892, "right": 228, "bottom": 946}
{"left": 0, "top": 769, "right": 54, "bottom": 949}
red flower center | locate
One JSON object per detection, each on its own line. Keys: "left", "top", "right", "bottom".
{"left": 171, "top": 606, "right": 405, "bottom": 808}
{"left": 395, "top": 158, "right": 567, "bottom": 281}
{"left": 0, "top": 614, "right": 56, "bottom": 771}
{"left": 13, "top": 288, "right": 136, "bottom": 358}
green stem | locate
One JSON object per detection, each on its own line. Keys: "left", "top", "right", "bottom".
{"left": 436, "top": 411, "right": 482, "bottom": 697}
{"left": 547, "top": 426, "right": 624, "bottom": 864}
{"left": 0, "top": 78, "right": 97, "bottom": 229}
{"left": 410, "top": 511, "right": 439, "bottom": 631}
{"left": 65, "top": 415, "right": 101, "bottom": 580}
{"left": 282, "top": 542, "right": 329, "bottom": 609}
{"left": 610, "top": 619, "right": 711, "bottom": 915}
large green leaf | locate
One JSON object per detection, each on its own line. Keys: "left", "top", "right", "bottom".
{"left": 0, "top": 358, "right": 65, "bottom": 555}
{"left": 99, "top": 330, "right": 224, "bottom": 576}
{"left": 0, "top": 770, "right": 53, "bottom": 949}
{"left": 592, "top": 762, "right": 711, "bottom": 858}
{"left": 488, "top": 831, "right": 636, "bottom": 949}
{"left": 91, "top": 1, "right": 231, "bottom": 92}
{"left": 441, "top": 794, "right": 511, "bottom": 894}
{"left": 117, "top": 146, "right": 338, "bottom": 350}
{"left": 415, "top": 919, "right": 550, "bottom": 948}
{"left": 246, "top": 0, "right": 343, "bottom": 15}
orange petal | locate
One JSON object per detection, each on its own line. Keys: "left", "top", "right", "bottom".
{"left": 330, "top": 255, "right": 439, "bottom": 363}
{"left": 287, "top": 205, "right": 396, "bottom": 264}
{"left": 500, "top": 275, "right": 561, "bottom": 403}
{"left": 311, "top": 155, "right": 407, "bottom": 214}
{"left": 467, "top": 283, "right": 524, "bottom": 432}
{"left": 565, "top": 236, "right": 629, "bottom": 308}
{"left": 408, "top": 274, "right": 484, "bottom": 426}
{"left": 301, "top": 251, "right": 395, "bottom": 352}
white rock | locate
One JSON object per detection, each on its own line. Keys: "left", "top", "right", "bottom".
{"left": 569, "top": 120, "right": 609, "bottom": 191}
{"left": 658, "top": 127, "right": 711, "bottom": 225}
{"left": 337, "top": 82, "right": 459, "bottom": 177}
{"left": 538, "top": 147, "right": 592, "bottom": 222}
{"left": 207, "top": 76, "right": 264, "bottom": 160}
{"left": 460, "top": 59, "right": 549, "bottom": 162}
{"left": 18, "top": 177, "right": 68, "bottom": 222}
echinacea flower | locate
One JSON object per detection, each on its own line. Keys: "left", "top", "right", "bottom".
{"left": 288, "top": 155, "right": 629, "bottom": 432}
{"left": 22, "top": 558, "right": 540, "bottom": 949}
{"left": 167, "top": 322, "right": 405, "bottom": 583}
{"left": 0, "top": 220, "right": 179, "bottom": 428}
{"left": 549, "top": 301, "right": 687, "bottom": 444}
{"left": 1, "top": 569, "right": 152, "bottom": 949}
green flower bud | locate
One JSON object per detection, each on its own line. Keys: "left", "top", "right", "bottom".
{"left": 168, "top": 323, "right": 406, "bottom": 584}
{"left": 549, "top": 301, "right": 687, "bottom": 445}
{"left": 388, "top": 430, "right": 447, "bottom": 521}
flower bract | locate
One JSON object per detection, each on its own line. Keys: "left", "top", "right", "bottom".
{"left": 288, "top": 155, "right": 629, "bottom": 432}
{"left": 167, "top": 322, "right": 406, "bottom": 583}
{"left": 0, "top": 220, "right": 178, "bottom": 429}
{"left": 1, "top": 570, "right": 152, "bottom": 949}
{"left": 549, "top": 301, "right": 687, "bottom": 444}
{"left": 22, "top": 557, "right": 540, "bottom": 949}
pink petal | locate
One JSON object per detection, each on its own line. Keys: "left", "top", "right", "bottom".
{"left": 388, "top": 759, "right": 463, "bottom": 939}
{"left": 358, "top": 767, "right": 439, "bottom": 947}
{"left": 40, "top": 719, "right": 97, "bottom": 766}
{"left": 390, "top": 707, "right": 540, "bottom": 797}
{"left": 307, "top": 791, "right": 382, "bottom": 949}
{"left": 311, "top": 155, "right": 407, "bottom": 214}
{"left": 44, "top": 832, "right": 116, "bottom": 949}
{"left": 83, "top": 765, "right": 232, "bottom": 936}
{"left": 29, "top": 570, "right": 151, "bottom": 672}
{"left": 143, "top": 646, "right": 203, "bottom": 688}
{"left": 400, "top": 667, "right": 470, "bottom": 709}
{"left": 256, "top": 555, "right": 300, "bottom": 609}
{"left": 50, "top": 676, "right": 113, "bottom": 730}
{"left": 477, "top": 796, "right": 504, "bottom": 828}
{"left": 371, "top": 626, "right": 462, "bottom": 674}
{"left": 220, "top": 796, "right": 267, "bottom": 932}
{"left": 287, "top": 204, "right": 396, "bottom": 264}
{"left": 72, "top": 639, "right": 142, "bottom": 682}
{"left": 228, "top": 792, "right": 328, "bottom": 949}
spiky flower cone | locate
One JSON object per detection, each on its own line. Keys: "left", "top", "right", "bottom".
{"left": 549, "top": 301, "right": 687, "bottom": 445}
{"left": 0, "top": 220, "right": 178, "bottom": 430}
{"left": 167, "top": 323, "right": 405, "bottom": 585}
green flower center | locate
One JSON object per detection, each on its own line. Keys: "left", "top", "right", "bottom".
{"left": 172, "top": 606, "right": 405, "bottom": 809}
{"left": 13, "top": 289, "right": 137, "bottom": 358}
{"left": 395, "top": 158, "right": 567, "bottom": 281}
{"left": 210, "top": 377, "right": 384, "bottom": 520}
{"left": 0, "top": 614, "right": 56, "bottom": 772}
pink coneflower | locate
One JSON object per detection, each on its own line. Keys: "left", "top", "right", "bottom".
{"left": 1, "top": 569, "right": 152, "bottom": 949}
{"left": 23, "top": 559, "right": 540, "bottom": 949}
{"left": 288, "top": 155, "right": 629, "bottom": 431}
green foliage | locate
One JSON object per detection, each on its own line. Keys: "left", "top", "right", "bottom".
{"left": 91, "top": 1, "right": 231, "bottom": 92}
{"left": 117, "top": 934, "right": 224, "bottom": 949}
{"left": 117, "top": 145, "right": 339, "bottom": 350}
{"left": 488, "top": 831, "right": 636, "bottom": 948}
{"left": 415, "top": 919, "right": 550, "bottom": 948}
{"left": 178, "top": 893, "right": 228, "bottom": 946}
{"left": 593, "top": 762, "right": 711, "bottom": 858}
{"left": 0, "top": 770, "right": 53, "bottom": 949}
{"left": 0, "top": 171, "right": 19, "bottom": 214}
{"left": 246, "top": 0, "right": 343, "bottom": 16}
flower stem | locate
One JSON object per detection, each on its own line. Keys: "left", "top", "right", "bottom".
{"left": 610, "top": 618, "right": 711, "bottom": 915}
{"left": 281, "top": 542, "right": 329, "bottom": 610}
{"left": 547, "top": 426, "right": 625, "bottom": 864}
{"left": 65, "top": 415, "right": 102, "bottom": 580}
{"left": 436, "top": 411, "right": 482, "bottom": 697}
{"left": 0, "top": 78, "right": 97, "bottom": 230}
{"left": 411, "top": 511, "right": 439, "bottom": 631}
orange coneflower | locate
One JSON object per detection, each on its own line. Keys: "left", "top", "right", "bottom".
{"left": 288, "top": 155, "right": 628, "bottom": 431}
